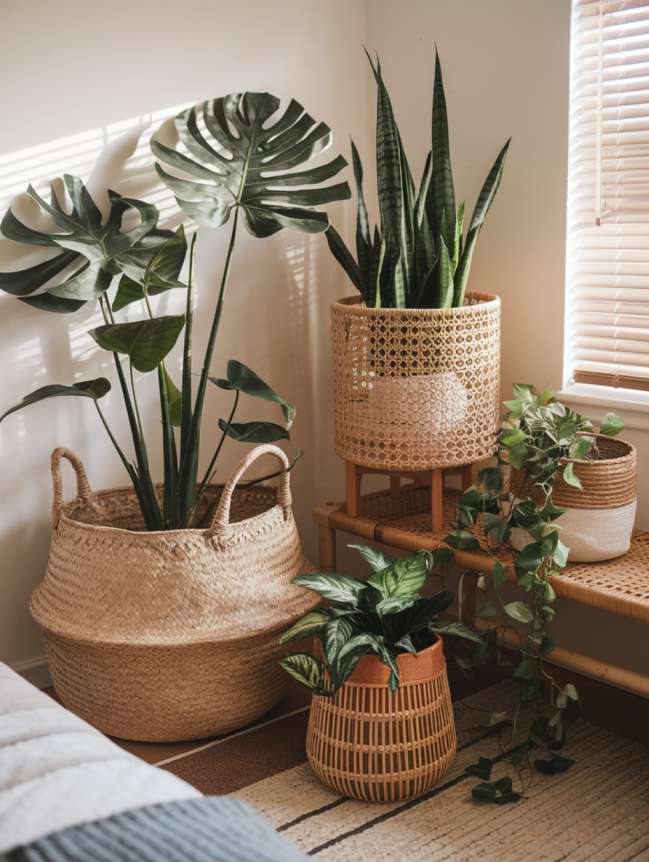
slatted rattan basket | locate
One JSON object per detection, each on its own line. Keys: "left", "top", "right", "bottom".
{"left": 306, "top": 638, "right": 456, "bottom": 802}
{"left": 331, "top": 293, "right": 501, "bottom": 471}
{"left": 31, "top": 444, "right": 318, "bottom": 742}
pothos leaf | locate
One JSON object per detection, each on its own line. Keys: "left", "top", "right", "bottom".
{"left": 562, "top": 462, "right": 582, "bottom": 490}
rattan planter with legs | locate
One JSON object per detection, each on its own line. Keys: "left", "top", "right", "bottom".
{"left": 331, "top": 293, "right": 500, "bottom": 530}
{"left": 306, "top": 638, "right": 456, "bottom": 802}
{"left": 31, "top": 444, "right": 318, "bottom": 742}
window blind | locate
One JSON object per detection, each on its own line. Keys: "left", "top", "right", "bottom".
{"left": 565, "top": 0, "right": 649, "bottom": 392}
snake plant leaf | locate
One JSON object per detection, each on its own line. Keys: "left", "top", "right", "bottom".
{"left": 211, "top": 359, "right": 295, "bottom": 428}
{"left": 0, "top": 178, "right": 172, "bottom": 311}
{"left": 436, "top": 234, "right": 454, "bottom": 308}
{"left": 453, "top": 139, "right": 510, "bottom": 306}
{"left": 351, "top": 140, "right": 371, "bottom": 291}
{"left": 0, "top": 377, "right": 111, "bottom": 422}
{"left": 152, "top": 93, "right": 350, "bottom": 237}
{"left": 431, "top": 49, "right": 455, "bottom": 246}
{"left": 112, "top": 227, "right": 188, "bottom": 311}
{"left": 89, "top": 315, "right": 185, "bottom": 373}
{"left": 218, "top": 419, "right": 289, "bottom": 443}
{"left": 278, "top": 653, "right": 324, "bottom": 691}
{"left": 324, "top": 225, "right": 364, "bottom": 297}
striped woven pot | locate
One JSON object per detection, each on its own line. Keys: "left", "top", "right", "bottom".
{"left": 552, "top": 434, "right": 637, "bottom": 562}
{"left": 511, "top": 435, "right": 637, "bottom": 562}
{"left": 30, "top": 444, "right": 318, "bottom": 742}
{"left": 331, "top": 293, "right": 501, "bottom": 471}
{"left": 306, "top": 638, "right": 456, "bottom": 802}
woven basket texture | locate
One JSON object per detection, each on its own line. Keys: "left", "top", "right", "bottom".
{"left": 31, "top": 444, "right": 318, "bottom": 741}
{"left": 331, "top": 293, "right": 501, "bottom": 471}
{"left": 552, "top": 435, "right": 637, "bottom": 509}
{"left": 306, "top": 639, "right": 456, "bottom": 802}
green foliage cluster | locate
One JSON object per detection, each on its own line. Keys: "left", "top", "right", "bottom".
{"left": 279, "top": 544, "right": 480, "bottom": 695}
{"left": 446, "top": 384, "right": 623, "bottom": 802}
{"left": 326, "top": 51, "right": 510, "bottom": 309}
{"left": 0, "top": 93, "right": 351, "bottom": 528}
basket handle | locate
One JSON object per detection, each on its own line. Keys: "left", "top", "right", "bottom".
{"left": 51, "top": 447, "right": 93, "bottom": 529}
{"left": 206, "top": 444, "right": 292, "bottom": 537}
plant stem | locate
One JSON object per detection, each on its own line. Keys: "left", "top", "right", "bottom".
{"left": 178, "top": 208, "right": 240, "bottom": 525}
{"left": 181, "top": 232, "right": 197, "bottom": 456}
{"left": 129, "top": 362, "right": 145, "bottom": 444}
{"left": 94, "top": 402, "right": 132, "bottom": 476}
{"left": 196, "top": 390, "right": 239, "bottom": 499}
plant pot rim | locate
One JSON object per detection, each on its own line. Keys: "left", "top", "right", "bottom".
{"left": 561, "top": 432, "right": 636, "bottom": 466}
{"left": 332, "top": 291, "right": 500, "bottom": 317}
{"left": 57, "top": 481, "right": 279, "bottom": 539}
{"left": 346, "top": 637, "right": 445, "bottom": 687}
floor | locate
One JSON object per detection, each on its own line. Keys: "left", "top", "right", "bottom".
{"left": 45, "top": 644, "right": 649, "bottom": 796}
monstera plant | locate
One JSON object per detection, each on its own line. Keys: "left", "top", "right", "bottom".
{"left": 0, "top": 92, "right": 350, "bottom": 529}
{"left": 326, "top": 50, "right": 510, "bottom": 308}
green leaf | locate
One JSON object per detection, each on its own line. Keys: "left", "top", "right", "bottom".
{"left": 492, "top": 560, "right": 509, "bottom": 588}
{"left": 366, "top": 550, "right": 431, "bottom": 598}
{"left": 454, "top": 139, "right": 510, "bottom": 306}
{"left": 217, "top": 419, "right": 289, "bottom": 443}
{"left": 436, "top": 233, "right": 454, "bottom": 308}
{"left": 562, "top": 462, "right": 582, "bottom": 490}
{"left": 568, "top": 436, "right": 592, "bottom": 461}
{"left": 513, "top": 656, "right": 539, "bottom": 681}
{"left": 600, "top": 412, "right": 624, "bottom": 437}
{"left": 0, "top": 378, "right": 111, "bottom": 422}
{"left": 279, "top": 609, "right": 331, "bottom": 645}
{"left": 445, "top": 530, "right": 481, "bottom": 551}
{"left": 507, "top": 443, "right": 529, "bottom": 470}
{"left": 1, "top": 178, "right": 172, "bottom": 312}
{"left": 278, "top": 653, "right": 324, "bottom": 691}
{"left": 153, "top": 93, "right": 350, "bottom": 236}
{"left": 338, "top": 632, "right": 384, "bottom": 663}
{"left": 351, "top": 139, "right": 372, "bottom": 293}
{"left": 211, "top": 359, "right": 295, "bottom": 428}
{"left": 89, "top": 315, "right": 185, "bottom": 373}
{"left": 503, "top": 601, "right": 534, "bottom": 624}
{"left": 514, "top": 541, "right": 544, "bottom": 574}
{"left": 465, "top": 757, "right": 493, "bottom": 781}
{"left": 395, "top": 633, "right": 417, "bottom": 654}
{"left": 292, "top": 572, "right": 365, "bottom": 605}
{"left": 471, "top": 782, "right": 497, "bottom": 802}
{"left": 534, "top": 755, "right": 575, "bottom": 775}
{"left": 374, "top": 595, "right": 417, "bottom": 616}
{"left": 348, "top": 544, "right": 395, "bottom": 573}
{"left": 324, "top": 225, "right": 364, "bottom": 295}
{"left": 431, "top": 50, "right": 455, "bottom": 243}
{"left": 324, "top": 616, "right": 356, "bottom": 670}
{"left": 161, "top": 367, "right": 182, "bottom": 427}
{"left": 553, "top": 538, "right": 569, "bottom": 568}
{"left": 501, "top": 428, "right": 526, "bottom": 447}
{"left": 430, "top": 621, "right": 483, "bottom": 644}
{"left": 479, "top": 467, "right": 503, "bottom": 493}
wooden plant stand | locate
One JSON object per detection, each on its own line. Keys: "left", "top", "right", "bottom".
{"left": 345, "top": 460, "right": 473, "bottom": 533}
{"left": 313, "top": 482, "right": 649, "bottom": 699}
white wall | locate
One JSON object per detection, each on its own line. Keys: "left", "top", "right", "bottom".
{"left": 0, "top": 0, "right": 369, "bottom": 672}
{"left": 2, "top": 0, "right": 647, "bottom": 682}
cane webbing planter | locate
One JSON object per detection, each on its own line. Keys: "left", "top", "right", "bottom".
{"left": 331, "top": 292, "right": 501, "bottom": 473}
{"left": 306, "top": 639, "right": 456, "bottom": 802}
{"left": 31, "top": 444, "right": 318, "bottom": 742}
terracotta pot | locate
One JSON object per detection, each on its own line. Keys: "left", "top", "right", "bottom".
{"left": 306, "top": 637, "right": 456, "bottom": 802}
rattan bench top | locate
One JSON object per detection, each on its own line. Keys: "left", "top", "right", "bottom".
{"left": 313, "top": 484, "right": 649, "bottom": 624}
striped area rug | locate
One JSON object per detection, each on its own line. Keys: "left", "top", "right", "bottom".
{"left": 232, "top": 682, "right": 649, "bottom": 862}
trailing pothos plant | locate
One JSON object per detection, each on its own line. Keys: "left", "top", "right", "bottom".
{"left": 326, "top": 49, "right": 510, "bottom": 309}
{"left": 446, "top": 384, "right": 623, "bottom": 801}
{"left": 278, "top": 544, "right": 480, "bottom": 695}
{"left": 0, "top": 93, "right": 350, "bottom": 529}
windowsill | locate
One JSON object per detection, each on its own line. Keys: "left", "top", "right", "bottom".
{"left": 557, "top": 383, "right": 649, "bottom": 432}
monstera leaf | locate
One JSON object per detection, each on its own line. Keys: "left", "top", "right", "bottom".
{"left": 152, "top": 92, "right": 351, "bottom": 236}
{"left": 0, "top": 175, "right": 173, "bottom": 312}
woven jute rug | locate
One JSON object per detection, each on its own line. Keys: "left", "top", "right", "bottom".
{"left": 231, "top": 682, "right": 649, "bottom": 861}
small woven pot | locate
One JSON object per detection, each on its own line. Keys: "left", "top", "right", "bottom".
{"left": 31, "top": 444, "right": 318, "bottom": 742}
{"left": 306, "top": 638, "right": 456, "bottom": 802}
{"left": 511, "top": 435, "right": 637, "bottom": 562}
{"left": 552, "top": 434, "right": 637, "bottom": 562}
{"left": 331, "top": 293, "right": 501, "bottom": 471}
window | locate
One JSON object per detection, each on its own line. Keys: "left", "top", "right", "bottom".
{"left": 564, "top": 0, "right": 649, "bottom": 394}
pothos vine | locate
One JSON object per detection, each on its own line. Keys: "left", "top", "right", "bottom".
{"left": 443, "top": 384, "right": 623, "bottom": 802}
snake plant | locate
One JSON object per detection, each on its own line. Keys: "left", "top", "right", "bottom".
{"left": 0, "top": 92, "right": 350, "bottom": 530}
{"left": 326, "top": 50, "right": 510, "bottom": 309}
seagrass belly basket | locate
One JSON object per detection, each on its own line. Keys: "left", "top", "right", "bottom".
{"left": 31, "top": 444, "right": 318, "bottom": 742}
